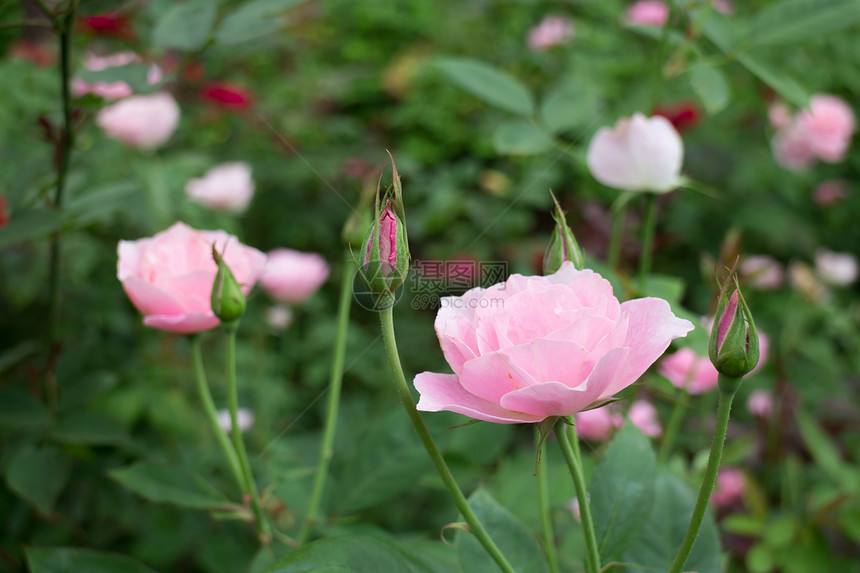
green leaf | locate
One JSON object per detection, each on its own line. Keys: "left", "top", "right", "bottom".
{"left": 539, "top": 82, "right": 602, "bottom": 134}
{"left": 492, "top": 120, "right": 555, "bottom": 156}
{"left": 215, "top": 0, "right": 305, "bottom": 45}
{"left": 76, "top": 63, "right": 158, "bottom": 94}
{"left": 623, "top": 471, "right": 721, "bottom": 573}
{"left": 262, "top": 535, "right": 448, "bottom": 573}
{"left": 590, "top": 422, "right": 657, "bottom": 562}
{"left": 796, "top": 408, "right": 858, "bottom": 493}
{"left": 26, "top": 547, "right": 158, "bottom": 573}
{"left": 151, "top": 0, "right": 216, "bottom": 51}
{"left": 51, "top": 411, "right": 129, "bottom": 445}
{"left": 456, "top": 488, "right": 549, "bottom": 573}
{"left": 0, "top": 388, "right": 49, "bottom": 430}
{"left": 748, "top": 0, "right": 860, "bottom": 46}
{"left": 5, "top": 444, "right": 71, "bottom": 514}
{"left": 435, "top": 58, "right": 535, "bottom": 115}
{"left": 66, "top": 181, "right": 139, "bottom": 227}
{"left": 735, "top": 53, "right": 808, "bottom": 109}
{"left": 109, "top": 461, "right": 232, "bottom": 510}
{"left": 0, "top": 208, "right": 63, "bottom": 248}
{"left": 698, "top": 9, "right": 739, "bottom": 52}
{"left": 688, "top": 64, "right": 731, "bottom": 114}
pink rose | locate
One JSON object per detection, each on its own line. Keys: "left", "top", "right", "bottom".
{"left": 574, "top": 405, "right": 623, "bottom": 441}
{"left": 118, "top": 222, "right": 266, "bottom": 333}
{"left": 414, "top": 262, "right": 694, "bottom": 423}
{"left": 259, "top": 248, "right": 330, "bottom": 304}
{"left": 740, "top": 255, "right": 784, "bottom": 290}
{"left": 73, "top": 52, "right": 161, "bottom": 100}
{"left": 746, "top": 389, "right": 773, "bottom": 418}
{"left": 627, "top": 399, "right": 662, "bottom": 437}
{"left": 813, "top": 179, "right": 849, "bottom": 206}
{"left": 772, "top": 94, "right": 856, "bottom": 170}
{"left": 527, "top": 16, "right": 574, "bottom": 52}
{"left": 625, "top": 1, "right": 669, "bottom": 27}
{"left": 710, "top": 0, "right": 733, "bottom": 14}
{"left": 586, "top": 113, "right": 684, "bottom": 193}
{"left": 711, "top": 467, "right": 745, "bottom": 508}
{"left": 185, "top": 162, "right": 255, "bottom": 214}
{"left": 772, "top": 122, "right": 817, "bottom": 170}
{"left": 97, "top": 92, "right": 180, "bottom": 149}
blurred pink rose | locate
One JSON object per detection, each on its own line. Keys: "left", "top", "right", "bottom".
{"left": 711, "top": 467, "right": 745, "bottom": 508}
{"left": 185, "top": 162, "right": 255, "bottom": 214}
{"left": 414, "top": 262, "right": 694, "bottom": 423}
{"left": 259, "top": 249, "right": 330, "bottom": 304}
{"left": 740, "top": 255, "right": 784, "bottom": 290}
{"left": 815, "top": 248, "right": 859, "bottom": 286}
{"left": 117, "top": 222, "right": 266, "bottom": 333}
{"left": 772, "top": 94, "right": 856, "bottom": 170}
{"left": 527, "top": 16, "right": 574, "bottom": 52}
{"left": 768, "top": 103, "right": 793, "bottom": 129}
{"left": 813, "top": 180, "right": 849, "bottom": 206}
{"left": 73, "top": 52, "right": 161, "bottom": 100}
{"left": 97, "top": 92, "right": 180, "bottom": 149}
{"left": 575, "top": 405, "right": 623, "bottom": 441}
{"left": 625, "top": 1, "right": 669, "bottom": 26}
{"left": 746, "top": 389, "right": 773, "bottom": 418}
{"left": 587, "top": 113, "right": 684, "bottom": 193}
{"left": 661, "top": 333, "right": 770, "bottom": 393}
{"left": 710, "top": 0, "right": 733, "bottom": 14}
{"left": 628, "top": 400, "right": 662, "bottom": 437}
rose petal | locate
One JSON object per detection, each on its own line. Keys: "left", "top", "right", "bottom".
{"left": 143, "top": 312, "right": 219, "bottom": 334}
{"left": 414, "top": 372, "right": 542, "bottom": 424}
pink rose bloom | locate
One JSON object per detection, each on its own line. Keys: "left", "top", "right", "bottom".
{"left": 659, "top": 347, "right": 719, "bottom": 394}
{"left": 185, "top": 162, "right": 255, "bottom": 214}
{"left": 259, "top": 249, "right": 330, "bottom": 304}
{"left": 628, "top": 400, "right": 662, "bottom": 437}
{"left": 740, "top": 255, "right": 784, "bottom": 290}
{"left": 813, "top": 180, "right": 849, "bottom": 206}
{"left": 97, "top": 92, "right": 180, "bottom": 149}
{"left": 797, "top": 95, "right": 855, "bottom": 163}
{"left": 117, "top": 222, "right": 266, "bottom": 333}
{"left": 73, "top": 52, "right": 162, "bottom": 100}
{"left": 414, "top": 262, "right": 694, "bottom": 423}
{"left": 711, "top": 467, "right": 745, "bottom": 508}
{"left": 574, "top": 406, "right": 623, "bottom": 441}
{"left": 527, "top": 16, "right": 574, "bottom": 52}
{"left": 587, "top": 113, "right": 684, "bottom": 193}
{"left": 768, "top": 103, "right": 793, "bottom": 129}
{"left": 772, "top": 122, "right": 817, "bottom": 170}
{"left": 815, "top": 248, "right": 859, "bottom": 286}
{"left": 746, "top": 389, "right": 773, "bottom": 418}
{"left": 625, "top": 1, "right": 669, "bottom": 27}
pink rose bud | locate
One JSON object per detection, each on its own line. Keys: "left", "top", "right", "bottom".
{"left": 259, "top": 249, "right": 330, "bottom": 304}
{"left": 815, "top": 248, "right": 859, "bottom": 286}
{"left": 527, "top": 15, "right": 575, "bottom": 52}
{"left": 414, "top": 262, "right": 694, "bottom": 423}
{"left": 216, "top": 408, "right": 254, "bottom": 433}
{"left": 625, "top": 0, "right": 669, "bottom": 27}
{"left": 628, "top": 400, "right": 662, "bottom": 437}
{"left": 586, "top": 113, "right": 684, "bottom": 193}
{"left": 659, "top": 347, "right": 720, "bottom": 394}
{"left": 73, "top": 52, "right": 162, "bottom": 100}
{"left": 360, "top": 202, "right": 409, "bottom": 294}
{"left": 813, "top": 180, "right": 849, "bottom": 206}
{"left": 543, "top": 192, "right": 584, "bottom": 274}
{"left": 740, "top": 255, "right": 784, "bottom": 290}
{"left": 709, "top": 278, "right": 759, "bottom": 386}
{"left": 711, "top": 467, "right": 745, "bottom": 509}
{"left": 574, "top": 405, "right": 624, "bottom": 441}
{"left": 746, "top": 389, "right": 773, "bottom": 418}
{"left": 185, "top": 162, "right": 255, "bottom": 214}
{"left": 117, "top": 222, "right": 266, "bottom": 333}
{"left": 97, "top": 92, "right": 180, "bottom": 149}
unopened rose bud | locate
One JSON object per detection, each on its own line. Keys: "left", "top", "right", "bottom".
{"left": 359, "top": 201, "right": 409, "bottom": 294}
{"left": 543, "top": 192, "right": 584, "bottom": 274}
{"left": 211, "top": 245, "right": 247, "bottom": 323}
{"left": 709, "top": 277, "right": 759, "bottom": 389}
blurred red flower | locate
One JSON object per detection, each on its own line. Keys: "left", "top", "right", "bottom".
{"left": 652, "top": 101, "right": 701, "bottom": 132}
{"left": 0, "top": 195, "right": 10, "bottom": 229}
{"left": 10, "top": 40, "right": 55, "bottom": 68}
{"left": 201, "top": 82, "right": 254, "bottom": 111}
{"left": 79, "top": 12, "right": 135, "bottom": 40}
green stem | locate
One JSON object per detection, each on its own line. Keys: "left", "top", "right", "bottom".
{"left": 378, "top": 301, "right": 516, "bottom": 573}
{"left": 667, "top": 382, "right": 737, "bottom": 573}
{"left": 536, "top": 428, "right": 560, "bottom": 573}
{"left": 556, "top": 419, "right": 601, "bottom": 573}
{"left": 607, "top": 202, "right": 627, "bottom": 271}
{"left": 658, "top": 386, "right": 688, "bottom": 464}
{"left": 297, "top": 263, "right": 353, "bottom": 545}
{"left": 648, "top": 2, "right": 675, "bottom": 109}
{"left": 189, "top": 335, "right": 244, "bottom": 490}
{"left": 638, "top": 193, "right": 657, "bottom": 286}
{"left": 225, "top": 323, "right": 272, "bottom": 544}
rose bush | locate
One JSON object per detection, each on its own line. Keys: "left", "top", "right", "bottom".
{"left": 117, "top": 222, "right": 267, "bottom": 333}
{"left": 414, "top": 262, "right": 694, "bottom": 423}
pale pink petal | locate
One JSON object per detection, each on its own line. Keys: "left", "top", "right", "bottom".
{"left": 414, "top": 372, "right": 542, "bottom": 423}
{"left": 144, "top": 312, "right": 219, "bottom": 334}
{"left": 500, "top": 381, "right": 593, "bottom": 418}
{"left": 121, "top": 276, "right": 185, "bottom": 316}
{"left": 459, "top": 351, "right": 540, "bottom": 404}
